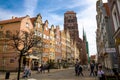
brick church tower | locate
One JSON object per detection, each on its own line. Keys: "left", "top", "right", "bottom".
{"left": 64, "top": 11, "right": 79, "bottom": 41}
{"left": 64, "top": 11, "right": 88, "bottom": 64}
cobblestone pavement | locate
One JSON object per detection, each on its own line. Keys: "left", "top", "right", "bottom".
{"left": 0, "top": 68, "right": 97, "bottom": 80}
{"left": 24, "top": 68, "right": 97, "bottom": 80}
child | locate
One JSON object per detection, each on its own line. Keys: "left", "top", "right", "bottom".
{"left": 97, "top": 66, "right": 105, "bottom": 80}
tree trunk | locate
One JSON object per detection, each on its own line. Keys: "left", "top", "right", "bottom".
{"left": 17, "top": 53, "right": 23, "bottom": 80}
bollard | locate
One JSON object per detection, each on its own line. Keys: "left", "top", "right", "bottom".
{"left": 5, "top": 71, "right": 10, "bottom": 79}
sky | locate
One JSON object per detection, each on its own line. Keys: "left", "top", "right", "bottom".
{"left": 0, "top": 0, "right": 107, "bottom": 56}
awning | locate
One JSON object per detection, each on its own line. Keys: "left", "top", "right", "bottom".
{"left": 26, "top": 55, "right": 39, "bottom": 59}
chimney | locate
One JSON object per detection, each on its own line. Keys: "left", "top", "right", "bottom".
{"left": 12, "top": 16, "right": 15, "bottom": 19}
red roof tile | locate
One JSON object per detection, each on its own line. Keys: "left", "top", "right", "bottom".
{"left": 0, "top": 17, "right": 25, "bottom": 25}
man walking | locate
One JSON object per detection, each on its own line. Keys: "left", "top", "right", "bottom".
{"left": 78, "top": 63, "right": 84, "bottom": 76}
{"left": 75, "top": 61, "right": 79, "bottom": 76}
{"left": 89, "top": 62, "right": 95, "bottom": 76}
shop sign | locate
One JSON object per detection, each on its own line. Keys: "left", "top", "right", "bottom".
{"left": 105, "top": 48, "right": 116, "bottom": 53}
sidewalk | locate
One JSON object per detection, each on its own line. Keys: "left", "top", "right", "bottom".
{"left": 0, "top": 68, "right": 67, "bottom": 80}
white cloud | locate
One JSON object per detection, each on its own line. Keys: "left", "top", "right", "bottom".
{"left": 48, "top": 14, "right": 63, "bottom": 26}
{"left": 0, "top": 0, "right": 98, "bottom": 56}
{"left": 64, "top": 0, "right": 86, "bottom": 9}
{"left": 24, "top": 0, "right": 38, "bottom": 16}
{"left": 0, "top": 0, "right": 38, "bottom": 20}
{"left": 77, "top": 0, "right": 97, "bottom": 55}
{"left": 43, "top": 0, "right": 98, "bottom": 55}
{"left": 0, "top": 8, "right": 24, "bottom": 20}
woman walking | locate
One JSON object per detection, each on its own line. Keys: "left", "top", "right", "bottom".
{"left": 97, "top": 65, "right": 105, "bottom": 80}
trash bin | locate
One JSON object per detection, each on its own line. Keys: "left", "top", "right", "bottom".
{"left": 5, "top": 71, "right": 10, "bottom": 79}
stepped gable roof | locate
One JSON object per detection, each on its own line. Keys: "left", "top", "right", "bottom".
{"left": 0, "top": 17, "right": 25, "bottom": 25}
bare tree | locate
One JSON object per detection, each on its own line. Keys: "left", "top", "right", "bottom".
{"left": 7, "top": 30, "right": 41, "bottom": 80}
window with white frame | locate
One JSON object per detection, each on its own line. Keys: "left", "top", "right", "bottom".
{"left": 45, "top": 27, "right": 48, "bottom": 30}
{"left": 26, "top": 22, "right": 29, "bottom": 27}
{"left": 43, "top": 34, "right": 46, "bottom": 38}
{"left": 40, "top": 33, "right": 42, "bottom": 37}
{"left": 47, "top": 36, "right": 49, "bottom": 40}
{"left": 38, "top": 23, "right": 40, "bottom": 28}
{"left": 34, "top": 30, "right": 37, "bottom": 35}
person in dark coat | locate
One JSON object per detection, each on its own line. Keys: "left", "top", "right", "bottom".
{"left": 89, "top": 62, "right": 95, "bottom": 76}
{"left": 78, "top": 63, "right": 84, "bottom": 76}
{"left": 47, "top": 63, "right": 51, "bottom": 73}
{"left": 112, "top": 68, "right": 119, "bottom": 80}
{"left": 75, "top": 62, "right": 79, "bottom": 76}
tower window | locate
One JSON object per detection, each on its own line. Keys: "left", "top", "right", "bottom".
{"left": 68, "top": 20, "right": 70, "bottom": 23}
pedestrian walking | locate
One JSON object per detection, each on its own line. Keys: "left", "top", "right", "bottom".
{"left": 112, "top": 68, "right": 119, "bottom": 80}
{"left": 94, "top": 63, "right": 99, "bottom": 76}
{"left": 97, "top": 66, "right": 105, "bottom": 80}
{"left": 42, "top": 64, "right": 46, "bottom": 73}
{"left": 78, "top": 63, "right": 84, "bottom": 76}
{"left": 38, "top": 64, "right": 41, "bottom": 73}
{"left": 22, "top": 65, "right": 31, "bottom": 78}
{"left": 75, "top": 61, "right": 79, "bottom": 76}
{"left": 47, "top": 63, "right": 51, "bottom": 73}
{"left": 89, "top": 62, "right": 95, "bottom": 76}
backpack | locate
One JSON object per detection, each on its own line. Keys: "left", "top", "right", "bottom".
{"left": 79, "top": 65, "right": 82, "bottom": 71}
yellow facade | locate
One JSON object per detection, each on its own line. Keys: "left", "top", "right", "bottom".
{"left": 42, "top": 20, "right": 50, "bottom": 63}
{"left": 49, "top": 25, "right": 55, "bottom": 60}
{"left": 61, "top": 30, "right": 66, "bottom": 60}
